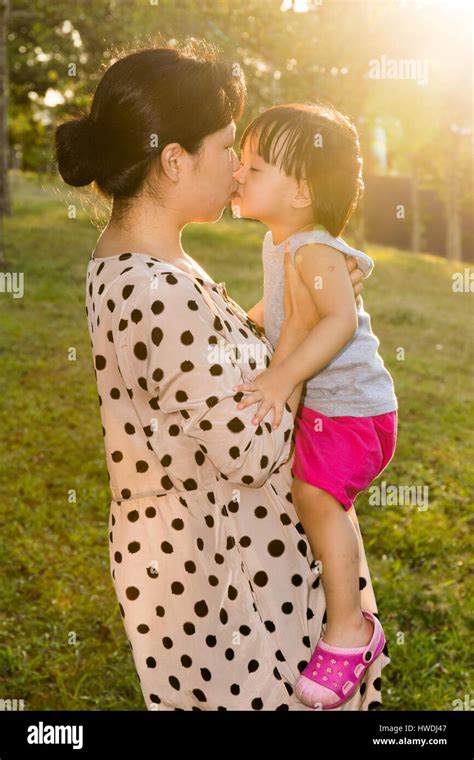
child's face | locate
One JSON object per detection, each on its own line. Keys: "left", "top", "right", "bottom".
{"left": 231, "top": 132, "right": 300, "bottom": 225}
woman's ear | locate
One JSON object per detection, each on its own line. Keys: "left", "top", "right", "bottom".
{"left": 160, "top": 142, "right": 184, "bottom": 182}
{"left": 292, "top": 178, "right": 313, "bottom": 209}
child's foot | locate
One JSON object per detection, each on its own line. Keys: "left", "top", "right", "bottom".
{"left": 322, "top": 611, "right": 374, "bottom": 649}
{"left": 295, "top": 609, "right": 385, "bottom": 710}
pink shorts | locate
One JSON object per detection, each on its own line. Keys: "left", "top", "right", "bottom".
{"left": 291, "top": 405, "right": 398, "bottom": 511}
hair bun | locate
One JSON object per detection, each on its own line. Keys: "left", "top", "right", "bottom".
{"left": 55, "top": 116, "right": 99, "bottom": 187}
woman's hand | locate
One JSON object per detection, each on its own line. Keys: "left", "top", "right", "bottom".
{"left": 346, "top": 255, "right": 364, "bottom": 298}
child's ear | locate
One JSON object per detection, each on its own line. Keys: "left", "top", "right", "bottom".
{"left": 292, "top": 178, "right": 312, "bottom": 209}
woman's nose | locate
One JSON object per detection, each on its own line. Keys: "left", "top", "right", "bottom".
{"left": 231, "top": 151, "right": 241, "bottom": 174}
{"left": 233, "top": 163, "right": 244, "bottom": 182}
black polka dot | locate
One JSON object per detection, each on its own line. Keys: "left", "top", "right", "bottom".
{"left": 152, "top": 327, "right": 163, "bottom": 346}
{"left": 134, "top": 342, "right": 147, "bottom": 360}
{"left": 194, "top": 600, "right": 209, "bottom": 617}
{"left": 151, "top": 300, "right": 164, "bottom": 315}
{"left": 268, "top": 540, "right": 285, "bottom": 557}
{"left": 227, "top": 417, "right": 245, "bottom": 433}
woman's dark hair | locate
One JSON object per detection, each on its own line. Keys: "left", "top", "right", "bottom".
{"left": 240, "top": 102, "right": 364, "bottom": 237}
{"left": 55, "top": 40, "right": 246, "bottom": 204}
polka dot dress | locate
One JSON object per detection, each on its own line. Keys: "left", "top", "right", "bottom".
{"left": 85, "top": 250, "right": 391, "bottom": 711}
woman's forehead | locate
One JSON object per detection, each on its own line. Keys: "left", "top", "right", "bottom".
{"left": 224, "top": 121, "right": 236, "bottom": 139}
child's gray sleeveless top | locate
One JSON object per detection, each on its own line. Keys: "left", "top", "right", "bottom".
{"left": 262, "top": 227, "right": 398, "bottom": 417}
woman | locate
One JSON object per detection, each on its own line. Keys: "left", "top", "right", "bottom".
{"left": 55, "top": 41, "right": 390, "bottom": 711}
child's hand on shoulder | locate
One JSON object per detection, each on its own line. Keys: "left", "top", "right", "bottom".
{"left": 232, "top": 366, "right": 294, "bottom": 429}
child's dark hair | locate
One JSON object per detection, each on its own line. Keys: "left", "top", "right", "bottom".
{"left": 55, "top": 40, "right": 246, "bottom": 206}
{"left": 240, "top": 101, "right": 364, "bottom": 236}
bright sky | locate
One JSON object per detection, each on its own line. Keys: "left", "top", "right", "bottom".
{"left": 280, "top": 0, "right": 473, "bottom": 10}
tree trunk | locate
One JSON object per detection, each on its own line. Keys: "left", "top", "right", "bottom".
{"left": 411, "top": 159, "right": 422, "bottom": 254}
{"left": 445, "top": 133, "right": 462, "bottom": 262}
{"left": 0, "top": 0, "right": 10, "bottom": 267}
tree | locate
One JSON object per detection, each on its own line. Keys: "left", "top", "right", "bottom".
{"left": 0, "top": 0, "right": 9, "bottom": 266}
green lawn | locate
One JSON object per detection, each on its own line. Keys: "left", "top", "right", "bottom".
{"left": 0, "top": 172, "right": 472, "bottom": 710}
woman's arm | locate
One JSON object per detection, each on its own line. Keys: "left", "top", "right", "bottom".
{"left": 247, "top": 298, "right": 264, "bottom": 329}
{"left": 118, "top": 273, "right": 296, "bottom": 487}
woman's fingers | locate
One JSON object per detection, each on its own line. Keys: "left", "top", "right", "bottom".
{"left": 346, "top": 255, "right": 358, "bottom": 272}
{"left": 347, "top": 258, "right": 364, "bottom": 299}
{"left": 348, "top": 262, "right": 363, "bottom": 284}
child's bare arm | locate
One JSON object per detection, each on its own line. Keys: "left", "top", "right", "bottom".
{"left": 235, "top": 244, "right": 358, "bottom": 427}
{"left": 276, "top": 243, "right": 358, "bottom": 387}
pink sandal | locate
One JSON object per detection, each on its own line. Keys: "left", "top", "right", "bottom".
{"left": 295, "top": 610, "right": 385, "bottom": 710}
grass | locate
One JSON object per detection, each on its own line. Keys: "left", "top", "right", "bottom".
{"left": 0, "top": 172, "right": 472, "bottom": 710}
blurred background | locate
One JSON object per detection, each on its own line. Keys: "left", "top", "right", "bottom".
{"left": 1, "top": 0, "right": 473, "bottom": 261}
{"left": 0, "top": 0, "right": 472, "bottom": 712}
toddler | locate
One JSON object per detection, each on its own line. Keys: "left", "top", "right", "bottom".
{"left": 231, "top": 102, "right": 397, "bottom": 710}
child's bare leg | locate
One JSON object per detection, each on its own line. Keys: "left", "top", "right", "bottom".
{"left": 292, "top": 477, "right": 373, "bottom": 648}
